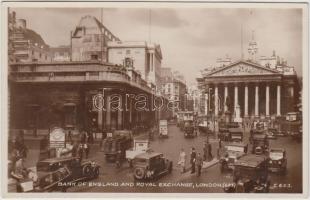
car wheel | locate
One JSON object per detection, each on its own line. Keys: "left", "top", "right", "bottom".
{"left": 265, "top": 181, "right": 270, "bottom": 193}
{"left": 93, "top": 167, "right": 100, "bottom": 178}
{"left": 168, "top": 162, "right": 173, "bottom": 173}
{"left": 134, "top": 168, "right": 145, "bottom": 180}
{"left": 82, "top": 165, "right": 92, "bottom": 177}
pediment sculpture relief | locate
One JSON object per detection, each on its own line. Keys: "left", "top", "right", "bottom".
{"left": 210, "top": 64, "right": 275, "bottom": 76}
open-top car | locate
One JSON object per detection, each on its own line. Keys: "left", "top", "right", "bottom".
{"left": 17, "top": 157, "right": 100, "bottom": 192}
{"left": 219, "top": 142, "right": 248, "bottom": 173}
{"left": 251, "top": 133, "right": 269, "bottom": 155}
{"left": 132, "top": 151, "right": 173, "bottom": 180}
{"left": 268, "top": 148, "right": 287, "bottom": 174}
{"left": 224, "top": 154, "right": 270, "bottom": 193}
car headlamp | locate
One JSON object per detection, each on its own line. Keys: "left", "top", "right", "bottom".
{"left": 278, "top": 161, "right": 282, "bottom": 165}
{"left": 269, "top": 160, "right": 272, "bottom": 164}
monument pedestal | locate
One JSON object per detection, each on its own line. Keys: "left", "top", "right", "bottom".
{"left": 233, "top": 105, "right": 242, "bottom": 123}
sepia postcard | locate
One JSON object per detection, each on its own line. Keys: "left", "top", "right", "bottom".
{"left": 1, "top": 1, "right": 309, "bottom": 198}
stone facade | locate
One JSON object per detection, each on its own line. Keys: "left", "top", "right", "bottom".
{"left": 71, "top": 15, "right": 120, "bottom": 62}
{"left": 8, "top": 11, "right": 52, "bottom": 63}
{"left": 107, "top": 41, "right": 163, "bottom": 93}
{"left": 197, "top": 60, "right": 300, "bottom": 122}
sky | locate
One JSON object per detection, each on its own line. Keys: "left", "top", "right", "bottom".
{"left": 11, "top": 7, "right": 303, "bottom": 85}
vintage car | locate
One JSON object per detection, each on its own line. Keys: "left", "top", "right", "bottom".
{"left": 266, "top": 128, "right": 277, "bottom": 139}
{"left": 249, "top": 129, "right": 265, "bottom": 144}
{"left": 219, "top": 142, "right": 248, "bottom": 173}
{"left": 224, "top": 154, "right": 270, "bottom": 193}
{"left": 251, "top": 134, "right": 269, "bottom": 155}
{"left": 183, "top": 120, "right": 197, "bottom": 138}
{"left": 17, "top": 157, "right": 100, "bottom": 192}
{"left": 289, "top": 131, "right": 302, "bottom": 142}
{"left": 267, "top": 148, "right": 287, "bottom": 174}
{"left": 229, "top": 128, "right": 243, "bottom": 142}
{"left": 159, "top": 120, "right": 168, "bottom": 138}
{"left": 132, "top": 151, "right": 173, "bottom": 180}
{"left": 103, "top": 130, "right": 133, "bottom": 162}
{"left": 126, "top": 139, "right": 150, "bottom": 167}
{"left": 198, "top": 121, "right": 213, "bottom": 135}
{"left": 219, "top": 122, "right": 240, "bottom": 141}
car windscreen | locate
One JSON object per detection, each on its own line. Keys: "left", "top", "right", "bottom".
{"left": 36, "top": 162, "right": 60, "bottom": 172}
{"left": 134, "top": 158, "right": 148, "bottom": 165}
{"left": 226, "top": 145, "right": 244, "bottom": 152}
{"left": 269, "top": 150, "right": 283, "bottom": 159}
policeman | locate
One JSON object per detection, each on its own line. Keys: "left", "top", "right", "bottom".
{"left": 115, "top": 150, "right": 122, "bottom": 168}
{"left": 196, "top": 153, "right": 203, "bottom": 177}
{"left": 190, "top": 147, "right": 196, "bottom": 174}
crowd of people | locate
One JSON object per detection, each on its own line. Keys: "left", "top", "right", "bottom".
{"left": 8, "top": 130, "right": 30, "bottom": 182}
{"left": 178, "top": 141, "right": 214, "bottom": 177}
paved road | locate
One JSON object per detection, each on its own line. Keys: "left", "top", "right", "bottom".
{"left": 63, "top": 124, "right": 302, "bottom": 193}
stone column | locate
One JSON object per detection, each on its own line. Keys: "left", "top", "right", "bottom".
{"left": 106, "top": 95, "right": 111, "bottom": 130}
{"left": 117, "top": 94, "right": 123, "bottom": 129}
{"left": 97, "top": 92, "right": 103, "bottom": 131}
{"left": 255, "top": 84, "right": 259, "bottom": 117}
{"left": 244, "top": 84, "right": 248, "bottom": 117}
{"left": 234, "top": 84, "right": 238, "bottom": 114}
{"left": 277, "top": 84, "right": 281, "bottom": 116}
{"left": 214, "top": 85, "right": 219, "bottom": 116}
{"left": 266, "top": 84, "right": 270, "bottom": 116}
{"left": 204, "top": 90, "right": 208, "bottom": 115}
{"left": 224, "top": 85, "right": 228, "bottom": 112}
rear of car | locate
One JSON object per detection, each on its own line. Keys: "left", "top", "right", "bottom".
{"left": 159, "top": 120, "right": 168, "bottom": 138}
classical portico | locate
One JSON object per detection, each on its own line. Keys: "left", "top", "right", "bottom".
{"left": 199, "top": 60, "right": 297, "bottom": 121}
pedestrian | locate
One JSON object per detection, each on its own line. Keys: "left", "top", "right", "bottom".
{"left": 77, "top": 143, "right": 84, "bottom": 162}
{"left": 208, "top": 142, "right": 213, "bottom": 160}
{"left": 178, "top": 148, "right": 186, "bottom": 173}
{"left": 219, "top": 138, "right": 222, "bottom": 149}
{"left": 115, "top": 150, "right": 122, "bottom": 168}
{"left": 71, "top": 141, "right": 78, "bottom": 157}
{"left": 67, "top": 130, "right": 73, "bottom": 143}
{"left": 84, "top": 142, "right": 90, "bottom": 159}
{"left": 203, "top": 142, "right": 208, "bottom": 161}
{"left": 196, "top": 153, "right": 203, "bottom": 177}
{"left": 190, "top": 147, "right": 196, "bottom": 174}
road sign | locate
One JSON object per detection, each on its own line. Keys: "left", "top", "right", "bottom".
{"left": 49, "top": 127, "right": 66, "bottom": 148}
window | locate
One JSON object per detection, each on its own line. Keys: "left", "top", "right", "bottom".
{"left": 126, "top": 50, "right": 131, "bottom": 55}
{"left": 32, "top": 50, "right": 34, "bottom": 55}
{"left": 39, "top": 53, "right": 42, "bottom": 58}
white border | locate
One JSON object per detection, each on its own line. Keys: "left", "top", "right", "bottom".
{"left": 0, "top": 1, "right": 309, "bottom": 199}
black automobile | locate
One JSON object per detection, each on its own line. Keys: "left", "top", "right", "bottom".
{"left": 251, "top": 134, "right": 269, "bottom": 155}
{"left": 249, "top": 129, "right": 265, "bottom": 144}
{"left": 224, "top": 154, "right": 270, "bottom": 193}
{"left": 133, "top": 151, "right": 173, "bottom": 180}
{"left": 17, "top": 157, "right": 100, "bottom": 192}
{"left": 268, "top": 148, "right": 287, "bottom": 174}
{"left": 103, "top": 130, "right": 133, "bottom": 162}
{"left": 183, "top": 120, "right": 197, "bottom": 138}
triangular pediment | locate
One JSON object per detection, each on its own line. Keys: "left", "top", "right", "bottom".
{"left": 206, "top": 60, "right": 280, "bottom": 77}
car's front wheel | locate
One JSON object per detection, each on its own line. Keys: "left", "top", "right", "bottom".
{"left": 82, "top": 165, "right": 92, "bottom": 177}
{"left": 220, "top": 163, "right": 226, "bottom": 173}
{"left": 134, "top": 167, "right": 145, "bottom": 180}
{"left": 93, "top": 167, "right": 100, "bottom": 178}
{"left": 168, "top": 162, "right": 173, "bottom": 173}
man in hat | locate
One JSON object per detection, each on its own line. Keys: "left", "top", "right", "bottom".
{"left": 190, "top": 147, "right": 196, "bottom": 174}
